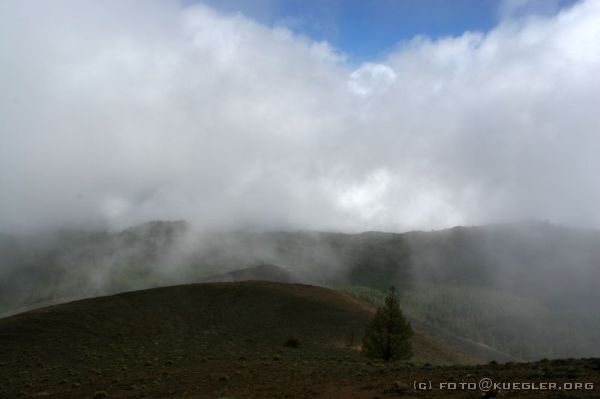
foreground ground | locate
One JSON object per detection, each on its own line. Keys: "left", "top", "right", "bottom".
{"left": 2, "top": 354, "right": 599, "bottom": 398}
{"left": 0, "top": 282, "right": 598, "bottom": 398}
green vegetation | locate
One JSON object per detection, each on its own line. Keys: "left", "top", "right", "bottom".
{"left": 405, "top": 283, "right": 600, "bottom": 359}
{"left": 338, "top": 283, "right": 600, "bottom": 360}
{"left": 335, "top": 285, "right": 385, "bottom": 307}
{"left": 345, "top": 234, "right": 412, "bottom": 290}
{"left": 362, "top": 287, "right": 413, "bottom": 362}
{"left": 402, "top": 283, "right": 551, "bottom": 358}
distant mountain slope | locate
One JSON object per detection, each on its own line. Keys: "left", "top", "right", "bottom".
{"left": 407, "top": 317, "right": 518, "bottom": 363}
{"left": 336, "top": 286, "right": 518, "bottom": 363}
{"left": 202, "top": 264, "right": 305, "bottom": 283}
{"left": 0, "top": 281, "right": 475, "bottom": 398}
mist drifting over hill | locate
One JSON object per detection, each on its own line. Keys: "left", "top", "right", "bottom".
{"left": 1, "top": 220, "right": 599, "bottom": 360}
{"left": 2, "top": 0, "right": 600, "bottom": 375}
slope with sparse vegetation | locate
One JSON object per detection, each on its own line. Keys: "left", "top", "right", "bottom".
{"left": 0, "top": 281, "right": 476, "bottom": 398}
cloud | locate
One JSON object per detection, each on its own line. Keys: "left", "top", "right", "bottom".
{"left": 348, "top": 63, "right": 397, "bottom": 97}
{"left": 0, "top": 0, "right": 599, "bottom": 233}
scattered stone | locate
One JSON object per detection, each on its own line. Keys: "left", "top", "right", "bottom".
{"left": 481, "top": 389, "right": 498, "bottom": 398}
{"left": 391, "top": 381, "right": 410, "bottom": 393}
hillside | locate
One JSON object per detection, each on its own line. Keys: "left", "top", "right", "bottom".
{"left": 0, "top": 281, "right": 476, "bottom": 398}
{"left": 2, "top": 220, "right": 600, "bottom": 359}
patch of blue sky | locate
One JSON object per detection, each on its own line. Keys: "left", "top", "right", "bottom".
{"left": 182, "top": 0, "right": 580, "bottom": 63}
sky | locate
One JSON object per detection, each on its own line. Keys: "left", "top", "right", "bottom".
{"left": 192, "top": 0, "right": 578, "bottom": 62}
{"left": 1, "top": 0, "right": 599, "bottom": 233}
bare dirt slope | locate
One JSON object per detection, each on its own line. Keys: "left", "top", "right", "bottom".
{"left": 2, "top": 281, "right": 598, "bottom": 398}
{"left": 0, "top": 281, "right": 481, "bottom": 398}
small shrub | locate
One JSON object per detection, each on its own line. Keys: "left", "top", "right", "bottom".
{"left": 93, "top": 391, "right": 108, "bottom": 399}
{"left": 284, "top": 337, "right": 301, "bottom": 348}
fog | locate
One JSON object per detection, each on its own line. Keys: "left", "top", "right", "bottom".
{"left": 1, "top": 0, "right": 599, "bottom": 234}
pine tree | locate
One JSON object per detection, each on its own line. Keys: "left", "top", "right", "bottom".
{"left": 362, "top": 286, "right": 413, "bottom": 361}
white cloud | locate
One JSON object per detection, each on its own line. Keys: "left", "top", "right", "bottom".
{"left": 348, "top": 63, "right": 397, "bottom": 97}
{"left": 0, "top": 0, "right": 599, "bottom": 233}
{"left": 335, "top": 169, "right": 391, "bottom": 221}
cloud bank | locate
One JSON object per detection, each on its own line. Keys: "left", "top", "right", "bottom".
{"left": 1, "top": 0, "right": 599, "bottom": 233}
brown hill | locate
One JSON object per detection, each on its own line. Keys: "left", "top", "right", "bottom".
{"left": 0, "top": 281, "right": 477, "bottom": 398}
